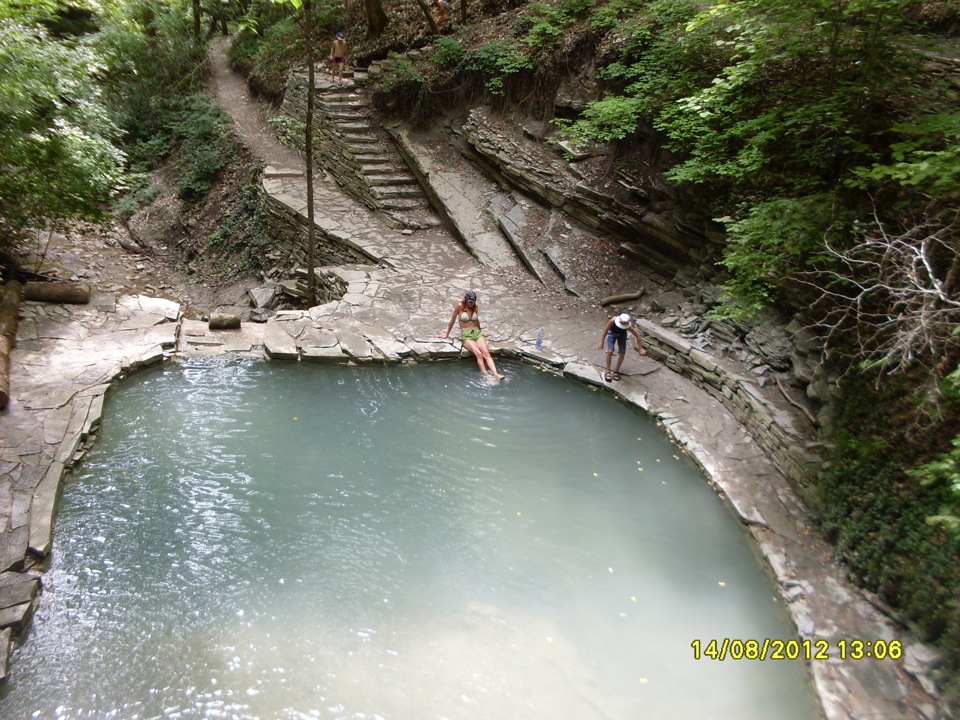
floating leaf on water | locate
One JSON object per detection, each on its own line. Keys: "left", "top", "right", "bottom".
{"left": 630, "top": 596, "right": 637, "bottom": 603}
{"left": 639, "top": 677, "right": 648, "bottom": 684}
{"left": 718, "top": 581, "right": 726, "bottom": 587}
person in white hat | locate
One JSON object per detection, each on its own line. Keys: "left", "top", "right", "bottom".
{"left": 597, "top": 313, "right": 645, "bottom": 382}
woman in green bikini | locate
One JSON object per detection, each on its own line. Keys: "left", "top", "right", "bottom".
{"left": 440, "top": 290, "right": 505, "bottom": 379}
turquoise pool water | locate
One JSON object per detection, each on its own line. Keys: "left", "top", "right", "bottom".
{"left": 0, "top": 358, "right": 819, "bottom": 719}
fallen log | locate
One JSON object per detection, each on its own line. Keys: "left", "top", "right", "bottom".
{"left": 599, "top": 287, "right": 645, "bottom": 307}
{"left": 209, "top": 313, "right": 241, "bottom": 330}
{"left": 0, "top": 280, "right": 24, "bottom": 410}
{"left": 23, "top": 281, "right": 90, "bottom": 304}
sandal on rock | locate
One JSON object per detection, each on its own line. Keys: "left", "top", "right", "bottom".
{"left": 612, "top": 372, "right": 621, "bottom": 381}
{"left": 605, "top": 372, "right": 613, "bottom": 382}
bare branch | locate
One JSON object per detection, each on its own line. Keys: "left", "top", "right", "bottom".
{"left": 801, "top": 207, "right": 960, "bottom": 379}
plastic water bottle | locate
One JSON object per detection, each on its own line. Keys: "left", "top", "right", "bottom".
{"left": 535, "top": 326, "right": 544, "bottom": 350}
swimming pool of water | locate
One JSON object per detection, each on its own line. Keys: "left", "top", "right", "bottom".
{"left": 0, "top": 358, "right": 819, "bottom": 719}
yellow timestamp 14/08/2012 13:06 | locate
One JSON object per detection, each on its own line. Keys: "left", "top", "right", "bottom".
{"left": 691, "top": 638, "right": 904, "bottom": 661}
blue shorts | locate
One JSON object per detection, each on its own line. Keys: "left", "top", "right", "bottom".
{"left": 605, "top": 330, "right": 627, "bottom": 354}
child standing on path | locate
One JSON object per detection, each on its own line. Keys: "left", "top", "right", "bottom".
{"left": 598, "top": 313, "right": 646, "bottom": 382}
{"left": 329, "top": 32, "right": 348, "bottom": 86}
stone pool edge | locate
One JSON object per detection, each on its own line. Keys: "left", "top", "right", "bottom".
{"left": 1, "top": 297, "right": 943, "bottom": 720}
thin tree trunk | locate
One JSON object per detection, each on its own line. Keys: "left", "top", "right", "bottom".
{"left": 193, "top": 0, "right": 202, "bottom": 43}
{"left": 459, "top": 0, "right": 466, "bottom": 25}
{"left": 304, "top": 0, "right": 317, "bottom": 306}
{"left": 414, "top": 0, "right": 439, "bottom": 35}
{"left": 0, "top": 280, "right": 23, "bottom": 410}
{"left": 364, "top": 0, "right": 389, "bottom": 37}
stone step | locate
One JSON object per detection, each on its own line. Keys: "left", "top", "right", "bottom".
{"left": 366, "top": 174, "right": 418, "bottom": 187}
{"left": 359, "top": 164, "right": 400, "bottom": 176}
{"left": 323, "top": 100, "right": 367, "bottom": 112}
{"left": 328, "top": 111, "right": 367, "bottom": 122}
{"left": 343, "top": 133, "right": 379, "bottom": 144}
{"left": 325, "top": 89, "right": 362, "bottom": 99}
{"left": 374, "top": 185, "right": 424, "bottom": 199}
{"left": 340, "top": 123, "right": 373, "bottom": 134}
{"left": 354, "top": 154, "right": 393, "bottom": 165}
{"left": 347, "top": 144, "right": 386, "bottom": 158}
{"left": 380, "top": 197, "right": 427, "bottom": 211}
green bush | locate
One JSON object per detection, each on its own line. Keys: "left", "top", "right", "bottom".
{"left": 710, "top": 194, "right": 840, "bottom": 321}
{"left": 112, "top": 173, "right": 160, "bottom": 220}
{"left": 380, "top": 58, "right": 425, "bottom": 93}
{"left": 525, "top": 0, "right": 595, "bottom": 50}
{"left": 463, "top": 42, "right": 533, "bottom": 95}
{"left": 431, "top": 36, "right": 465, "bottom": 68}
{"left": 816, "top": 371, "right": 960, "bottom": 662}
{"left": 170, "top": 94, "right": 240, "bottom": 201}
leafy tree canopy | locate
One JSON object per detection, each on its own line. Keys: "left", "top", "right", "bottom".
{"left": 0, "top": 15, "right": 124, "bottom": 246}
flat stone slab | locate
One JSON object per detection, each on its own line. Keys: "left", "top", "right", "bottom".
{"left": 301, "top": 345, "right": 347, "bottom": 363}
{"left": 337, "top": 330, "right": 374, "bottom": 361}
{"left": 263, "top": 319, "right": 302, "bottom": 360}
{"left": 0, "top": 602, "right": 33, "bottom": 633}
{"left": 0, "top": 574, "right": 39, "bottom": 611}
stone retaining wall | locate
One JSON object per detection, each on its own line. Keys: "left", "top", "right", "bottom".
{"left": 636, "top": 318, "right": 821, "bottom": 504}
{"left": 258, "top": 183, "right": 375, "bottom": 270}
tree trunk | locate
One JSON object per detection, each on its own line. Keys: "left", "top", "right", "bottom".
{"left": 208, "top": 313, "right": 241, "bottom": 329}
{"left": 23, "top": 281, "right": 90, "bottom": 304}
{"left": 364, "top": 0, "right": 389, "bottom": 38}
{"left": 414, "top": 0, "right": 440, "bottom": 34}
{"left": 193, "top": 0, "right": 202, "bottom": 43}
{"left": 459, "top": 0, "right": 466, "bottom": 25}
{"left": 0, "top": 281, "right": 24, "bottom": 410}
{"left": 303, "top": 0, "right": 317, "bottom": 306}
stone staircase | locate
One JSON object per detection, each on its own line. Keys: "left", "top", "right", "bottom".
{"left": 282, "top": 69, "right": 439, "bottom": 231}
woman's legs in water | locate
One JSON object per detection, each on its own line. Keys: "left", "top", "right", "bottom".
{"left": 463, "top": 337, "right": 504, "bottom": 378}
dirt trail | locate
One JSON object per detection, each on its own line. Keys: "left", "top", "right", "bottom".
{"left": 208, "top": 38, "right": 305, "bottom": 170}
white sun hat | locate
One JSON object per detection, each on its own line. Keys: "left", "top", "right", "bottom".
{"left": 614, "top": 313, "right": 632, "bottom": 329}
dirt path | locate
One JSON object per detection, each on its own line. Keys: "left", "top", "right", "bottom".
{"left": 208, "top": 38, "right": 305, "bottom": 170}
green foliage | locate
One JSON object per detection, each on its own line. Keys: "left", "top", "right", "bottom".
{"left": 91, "top": 0, "right": 208, "bottom": 147}
{"left": 709, "top": 195, "right": 837, "bottom": 321}
{"left": 0, "top": 19, "right": 124, "bottom": 245}
{"left": 170, "top": 94, "right": 240, "bottom": 201}
{"left": 561, "top": 0, "right": 925, "bottom": 316}
{"left": 909, "top": 368, "right": 960, "bottom": 535}
{"left": 852, "top": 112, "right": 960, "bottom": 196}
{"left": 562, "top": 0, "right": 722, "bottom": 144}
{"left": 204, "top": 185, "right": 267, "bottom": 276}
{"left": 555, "top": 96, "right": 646, "bottom": 144}
{"left": 431, "top": 36, "right": 465, "bottom": 68}
{"left": 817, "top": 373, "right": 960, "bottom": 648}
{"left": 267, "top": 113, "right": 305, "bottom": 148}
{"left": 112, "top": 173, "right": 161, "bottom": 220}
{"left": 464, "top": 42, "right": 533, "bottom": 95}
{"left": 229, "top": 1, "right": 342, "bottom": 76}
{"left": 380, "top": 58, "right": 425, "bottom": 92}
{"left": 524, "top": 0, "right": 595, "bottom": 51}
